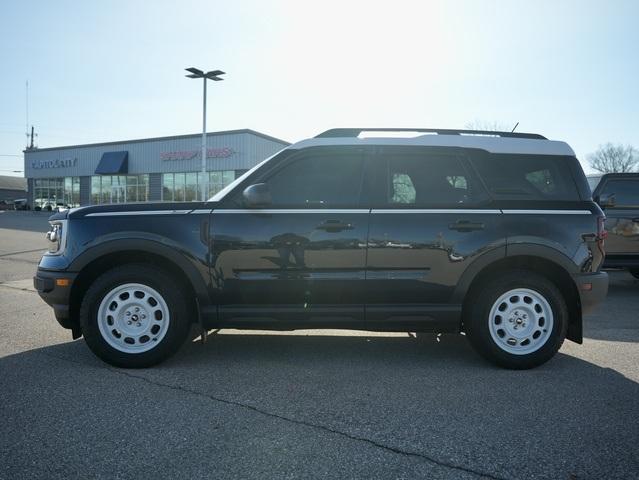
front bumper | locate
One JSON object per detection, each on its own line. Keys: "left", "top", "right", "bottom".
{"left": 572, "top": 271, "right": 609, "bottom": 315}
{"left": 34, "top": 269, "right": 77, "bottom": 330}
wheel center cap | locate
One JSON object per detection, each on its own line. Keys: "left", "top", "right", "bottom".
{"left": 131, "top": 314, "right": 139, "bottom": 322}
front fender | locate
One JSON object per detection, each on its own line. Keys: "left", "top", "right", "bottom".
{"left": 67, "top": 237, "right": 211, "bottom": 304}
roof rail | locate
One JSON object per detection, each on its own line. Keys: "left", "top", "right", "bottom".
{"left": 315, "top": 128, "right": 547, "bottom": 140}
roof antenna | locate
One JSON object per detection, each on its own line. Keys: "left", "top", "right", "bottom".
{"left": 511, "top": 122, "right": 519, "bottom": 133}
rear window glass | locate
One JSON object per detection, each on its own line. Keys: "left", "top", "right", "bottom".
{"left": 600, "top": 179, "right": 639, "bottom": 207}
{"left": 471, "top": 154, "right": 580, "bottom": 200}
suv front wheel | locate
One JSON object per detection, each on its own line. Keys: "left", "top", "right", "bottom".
{"left": 465, "top": 270, "right": 568, "bottom": 369}
{"left": 80, "top": 265, "right": 191, "bottom": 368}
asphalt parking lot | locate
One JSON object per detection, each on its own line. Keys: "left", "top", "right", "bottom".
{"left": 0, "top": 211, "right": 637, "bottom": 480}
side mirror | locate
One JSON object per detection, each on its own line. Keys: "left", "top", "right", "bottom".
{"left": 596, "top": 193, "right": 616, "bottom": 209}
{"left": 242, "top": 183, "right": 272, "bottom": 208}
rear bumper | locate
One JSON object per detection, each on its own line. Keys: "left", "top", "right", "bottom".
{"left": 34, "top": 269, "right": 77, "bottom": 330}
{"left": 572, "top": 271, "right": 609, "bottom": 315}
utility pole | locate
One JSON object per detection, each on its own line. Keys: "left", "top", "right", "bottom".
{"left": 25, "top": 81, "right": 29, "bottom": 149}
{"left": 185, "top": 67, "right": 225, "bottom": 201}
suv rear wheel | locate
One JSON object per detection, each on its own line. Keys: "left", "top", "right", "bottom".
{"left": 465, "top": 270, "right": 568, "bottom": 369}
{"left": 80, "top": 264, "right": 191, "bottom": 368}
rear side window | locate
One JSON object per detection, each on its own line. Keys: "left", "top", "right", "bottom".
{"left": 471, "top": 154, "right": 580, "bottom": 201}
{"left": 379, "top": 152, "right": 486, "bottom": 207}
{"left": 600, "top": 179, "right": 639, "bottom": 207}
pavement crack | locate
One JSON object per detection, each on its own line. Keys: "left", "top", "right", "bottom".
{"left": 0, "top": 248, "right": 44, "bottom": 258}
{"left": 39, "top": 350, "right": 506, "bottom": 480}
{"left": 0, "top": 284, "right": 35, "bottom": 292}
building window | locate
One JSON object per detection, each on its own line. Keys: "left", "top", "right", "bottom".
{"left": 162, "top": 170, "right": 235, "bottom": 201}
{"left": 91, "top": 175, "right": 149, "bottom": 204}
{"left": 34, "top": 177, "right": 80, "bottom": 209}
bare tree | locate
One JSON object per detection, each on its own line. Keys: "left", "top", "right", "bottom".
{"left": 464, "top": 120, "right": 513, "bottom": 132}
{"left": 588, "top": 143, "right": 638, "bottom": 173}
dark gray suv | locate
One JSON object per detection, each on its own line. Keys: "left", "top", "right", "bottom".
{"left": 590, "top": 173, "right": 639, "bottom": 278}
{"left": 35, "top": 128, "right": 608, "bottom": 369}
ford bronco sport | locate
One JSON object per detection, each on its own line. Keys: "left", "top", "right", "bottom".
{"left": 35, "top": 128, "right": 608, "bottom": 369}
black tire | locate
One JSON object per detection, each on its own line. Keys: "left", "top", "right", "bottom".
{"left": 80, "top": 264, "right": 191, "bottom": 368}
{"left": 630, "top": 269, "right": 639, "bottom": 280}
{"left": 464, "top": 270, "right": 568, "bottom": 369}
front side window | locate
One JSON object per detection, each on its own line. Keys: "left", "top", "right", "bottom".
{"left": 601, "top": 179, "right": 639, "bottom": 207}
{"left": 264, "top": 151, "right": 364, "bottom": 208}
{"left": 382, "top": 152, "right": 478, "bottom": 207}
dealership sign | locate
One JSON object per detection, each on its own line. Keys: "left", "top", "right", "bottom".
{"left": 160, "top": 147, "right": 236, "bottom": 161}
{"left": 31, "top": 157, "right": 78, "bottom": 169}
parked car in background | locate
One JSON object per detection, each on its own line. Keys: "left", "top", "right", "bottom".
{"left": 591, "top": 173, "right": 639, "bottom": 278}
{"left": 13, "top": 199, "right": 29, "bottom": 210}
{"left": 34, "top": 128, "right": 608, "bottom": 369}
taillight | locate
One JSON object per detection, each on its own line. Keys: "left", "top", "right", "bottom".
{"left": 597, "top": 215, "right": 607, "bottom": 241}
{"left": 596, "top": 215, "right": 607, "bottom": 257}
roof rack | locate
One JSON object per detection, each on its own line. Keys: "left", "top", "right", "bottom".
{"left": 315, "top": 128, "right": 547, "bottom": 140}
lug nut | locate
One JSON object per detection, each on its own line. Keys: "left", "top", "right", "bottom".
{"left": 136, "top": 322, "right": 141, "bottom": 327}
{"left": 127, "top": 321, "right": 132, "bottom": 325}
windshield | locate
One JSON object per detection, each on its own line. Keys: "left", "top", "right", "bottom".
{"left": 208, "top": 148, "right": 287, "bottom": 202}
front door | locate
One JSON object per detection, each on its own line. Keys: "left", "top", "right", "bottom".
{"left": 364, "top": 146, "right": 503, "bottom": 330}
{"left": 210, "top": 146, "right": 369, "bottom": 328}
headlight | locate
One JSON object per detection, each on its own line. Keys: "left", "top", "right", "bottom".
{"left": 46, "top": 220, "right": 67, "bottom": 255}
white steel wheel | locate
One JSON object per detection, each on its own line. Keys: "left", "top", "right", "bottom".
{"left": 97, "top": 283, "right": 170, "bottom": 354}
{"left": 488, "top": 288, "right": 554, "bottom": 355}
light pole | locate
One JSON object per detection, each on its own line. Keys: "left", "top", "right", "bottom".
{"left": 185, "top": 67, "right": 225, "bottom": 201}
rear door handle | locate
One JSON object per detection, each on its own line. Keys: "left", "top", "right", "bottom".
{"left": 632, "top": 218, "right": 639, "bottom": 223}
{"left": 448, "top": 220, "right": 485, "bottom": 232}
{"left": 316, "top": 220, "right": 353, "bottom": 232}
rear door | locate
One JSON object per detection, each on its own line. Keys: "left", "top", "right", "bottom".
{"left": 596, "top": 177, "right": 639, "bottom": 256}
{"left": 363, "top": 146, "right": 505, "bottom": 331}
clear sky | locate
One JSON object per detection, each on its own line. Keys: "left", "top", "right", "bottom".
{"left": 1, "top": 0, "right": 638, "bottom": 175}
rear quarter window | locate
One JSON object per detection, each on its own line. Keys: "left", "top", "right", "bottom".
{"left": 471, "top": 154, "right": 581, "bottom": 201}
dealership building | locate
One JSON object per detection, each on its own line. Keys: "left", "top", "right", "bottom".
{"left": 23, "top": 129, "right": 289, "bottom": 209}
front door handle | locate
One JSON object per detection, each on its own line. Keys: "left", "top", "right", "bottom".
{"left": 316, "top": 220, "right": 353, "bottom": 232}
{"left": 448, "top": 220, "right": 485, "bottom": 232}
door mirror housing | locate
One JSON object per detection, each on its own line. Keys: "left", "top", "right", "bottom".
{"left": 243, "top": 183, "right": 272, "bottom": 207}
{"left": 596, "top": 193, "right": 616, "bottom": 209}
